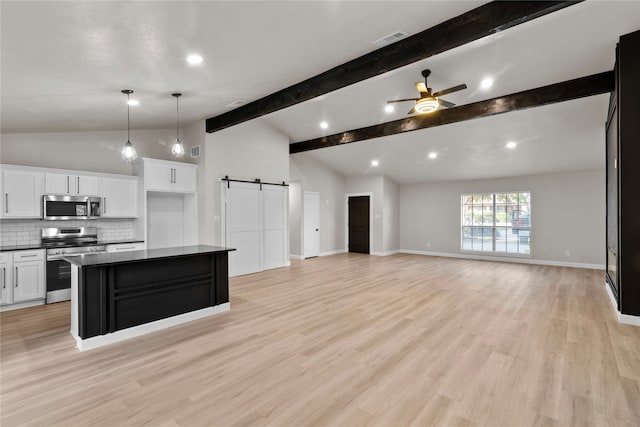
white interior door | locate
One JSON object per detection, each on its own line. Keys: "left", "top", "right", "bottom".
{"left": 303, "top": 191, "right": 320, "bottom": 258}
{"left": 262, "top": 184, "right": 288, "bottom": 270}
{"left": 225, "top": 181, "right": 262, "bottom": 276}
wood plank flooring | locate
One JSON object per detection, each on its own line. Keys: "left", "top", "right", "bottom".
{"left": 1, "top": 254, "right": 639, "bottom": 426}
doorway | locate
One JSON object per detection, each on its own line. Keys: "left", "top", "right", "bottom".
{"left": 303, "top": 191, "right": 320, "bottom": 258}
{"left": 347, "top": 195, "right": 370, "bottom": 254}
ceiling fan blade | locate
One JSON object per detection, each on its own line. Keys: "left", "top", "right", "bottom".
{"left": 387, "top": 98, "right": 419, "bottom": 103}
{"left": 415, "top": 82, "right": 428, "bottom": 94}
{"left": 407, "top": 107, "right": 416, "bottom": 115}
{"left": 439, "top": 99, "right": 456, "bottom": 108}
{"left": 433, "top": 84, "right": 468, "bottom": 97}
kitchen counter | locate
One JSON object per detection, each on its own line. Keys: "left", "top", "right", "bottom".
{"left": 63, "top": 245, "right": 232, "bottom": 267}
{"left": 0, "top": 239, "right": 145, "bottom": 252}
{"left": 67, "top": 244, "right": 234, "bottom": 351}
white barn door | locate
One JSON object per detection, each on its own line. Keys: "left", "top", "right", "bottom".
{"left": 224, "top": 181, "right": 289, "bottom": 277}
{"left": 261, "top": 184, "right": 288, "bottom": 270}
{"left": 225, "top": 181, "right": 262, "bottom": 276}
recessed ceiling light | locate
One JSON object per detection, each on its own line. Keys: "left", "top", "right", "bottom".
{"left": 371, "top": 160, "right": 379, "bottom": 167}
{"left": 127, "top": 99, "right": 139, "bottom": 106}
{"left": 481, "top": 77, "right": 494, "bottom": 89}
{"left": 320, "top": 121, "right": 329, "bottom": 129}
{"left": 506, "top": 141, "right": 517, "bottom": 149}
{"left": 385, "top": 104, "right": 395, "bottom": 113}
{"left": 428, "top": 152, "right": 437, "bottom": 159}
{"left": 187, "top": 54, "right": 203, "bottom": 65}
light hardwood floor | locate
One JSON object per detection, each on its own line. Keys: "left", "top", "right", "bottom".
{"left": 1, "top": 254, "right": 639, "bottom": 426}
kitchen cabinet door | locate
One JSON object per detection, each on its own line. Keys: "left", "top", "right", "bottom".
{"left": 144, "top": 162, "right": 174, "bottom": 192}
{"left": 77, "top": 175, "right": 101, "bottom": 196}
{"left": 1, "top": 169, "right": 44, "bottom": 218}
{"left": 102, "top": 177, "right": 138, "bottom": 218}
{"left": 45, "top": 173, "right": 73, "bottom": 194}
{"left": 0, "top": 256, "right": 14, "bottom": 305}
{"left": 13, "top": 260, "right": 45, "bottom": 302}
{"left": 172, "top": 164, "right": 197, "bottom": 193}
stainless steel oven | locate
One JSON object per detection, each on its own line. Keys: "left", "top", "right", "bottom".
{"left": 43, "top": 195, "right": 101, "bottom": 220}
{"left": 43, "top": 227, "right": 106, "bottom": 303}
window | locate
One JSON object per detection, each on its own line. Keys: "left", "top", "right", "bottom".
{"left": 461, "top": 192, "right": 531, "bottom": 255}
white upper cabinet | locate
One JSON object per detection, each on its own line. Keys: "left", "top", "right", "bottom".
{"left": 45, "top": 173, "right": 101, "bottom": 196}
{"left": 1, "top": 168, "right": 44, "bottom": 218}
{"left": 102, "top": 177, "right": 138, "bottom": 218}
{"left": 135, "top": 158, "right": 197, "bottom": 193}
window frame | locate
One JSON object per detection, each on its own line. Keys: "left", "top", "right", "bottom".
{"left": 459, "top": 191, "right": 532, "bottom": 258}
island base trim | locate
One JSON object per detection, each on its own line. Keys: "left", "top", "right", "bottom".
{"left": 71, "top": 303, "right": 230, "bottom": 351}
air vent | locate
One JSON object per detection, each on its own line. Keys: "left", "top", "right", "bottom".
{"left": 190, "top": 145, "right": 201, "bottom": 158}
{"left": 372, "top": 31, "right": 409, "bottom": 47}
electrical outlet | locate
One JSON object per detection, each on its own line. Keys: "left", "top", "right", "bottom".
{"left": 565, "top": 249, "right": 571, "bottom": 257}
{"left": 427, "top": 242, "right": 431, "bottom": 248}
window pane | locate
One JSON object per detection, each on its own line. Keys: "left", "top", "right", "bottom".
{"left": 461, "top": 191, "right": 531, "bottom": 256}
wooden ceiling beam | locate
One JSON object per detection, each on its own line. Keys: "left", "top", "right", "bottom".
{"left": 289, "top": 71, "right": 614, "bottom": 154}
{"left": 206, "top": 1, "right": 583, "bottom": 133}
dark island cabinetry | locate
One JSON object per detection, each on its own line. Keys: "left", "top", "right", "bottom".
{"left": 66, "top": 245, "right": 234, "bottom": 350}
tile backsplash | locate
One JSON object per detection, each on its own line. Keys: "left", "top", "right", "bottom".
{"left": 0, "top": 219, "right": 136, "bottom": 247}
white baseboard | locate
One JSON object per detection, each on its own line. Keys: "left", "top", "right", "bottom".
{"left": 320, "top": 249, "right": 347, "bottom": 257}
{"left": 399, "top": 249, "right": 605, "bottom": 270}
{"left": 371, "top": 250, "right": 401, "bottom": 256}
{"left": 619, "top": 314, "right": 640, "bottom": 326}
{"left": 289, "top": 254, "right": 303, "bottom": 260}
{"left": 0, "top": 299, "right": 45, "bottom": 312}
{"left": 72, "top": 303, "right": 231, "bottom": 351}
{"left": 604, "top": 281, "right": 640, "bottom": 326}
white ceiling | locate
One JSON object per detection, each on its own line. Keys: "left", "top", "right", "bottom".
{"left": 0, "top": 0, "right": 482, "bottom": 133}
{"left": 2, "top": 1, "right": 639, "bottom": 184}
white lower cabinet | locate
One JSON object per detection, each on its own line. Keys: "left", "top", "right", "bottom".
{"left": 107, "top": 242, "right": 145, "bottom": 253}
{"left": 0, "top": 253, "right": 14, "bottom": 306}
{"left": 1, "top": 250, "right": 45, "bottom": 307}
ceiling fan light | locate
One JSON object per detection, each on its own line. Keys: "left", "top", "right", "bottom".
{"left": 121, "top": 140, "right": 137, "bottom": 161}
{"left": 171, "top": 139, "right": 185, "bottom": 158}
{"left": 414, "top": 97, "right": 439, "bottom": 114}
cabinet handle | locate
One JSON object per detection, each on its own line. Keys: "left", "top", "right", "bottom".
{"left": 2, "top": 268, "right": 5, "bottom": 289}
{"left": 19, "top": 254, "right": 37, "bottom": 259}
{"left": 103, "top": 198, "right": 106, "bottom": 214}
{"left": 4, "top": 194, "right": 8, "bottom": 213}
{"left": 15, "top": 267, "right": 18, "bottom": 288}
{"left": 67, "top": 176, "right": 70, "bottom": 193}
{"left": 170, "top": 168, "right": 173, "bottom": 183}
{"left": 77, "top": 176, "right": 80, "bottom": 194}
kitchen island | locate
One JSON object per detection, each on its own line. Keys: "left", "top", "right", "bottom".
{"left": 64, "top": 245, "right": 234, "bottom": 351}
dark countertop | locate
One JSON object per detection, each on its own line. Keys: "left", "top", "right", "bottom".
{"left": 63, "top": 245, "right": 235, "bottom": 267}
{"left": 0, "top": 239, "right": 145, "bottom": 252}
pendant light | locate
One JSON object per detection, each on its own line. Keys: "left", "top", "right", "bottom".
{"left": 171, "top": 93, "right": 185, "bottom": 158}
{"left": 120, "top": 89, "right": 138, "bottom": 161}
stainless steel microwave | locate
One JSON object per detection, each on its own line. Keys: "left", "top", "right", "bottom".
{"left": 42, "top": 195, "right": 101, "bottom": 220}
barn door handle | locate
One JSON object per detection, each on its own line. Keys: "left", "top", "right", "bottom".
{"left": 315, "top": 229, "right": 319, "bottom": 231}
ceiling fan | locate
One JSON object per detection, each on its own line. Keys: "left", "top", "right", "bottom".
{"left": 387, "top": 69, "right": 467, "bottom": 115}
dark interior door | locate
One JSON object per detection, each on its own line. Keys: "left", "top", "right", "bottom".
{"left": 348, "top": 196, "right": 370, "bottom": 254}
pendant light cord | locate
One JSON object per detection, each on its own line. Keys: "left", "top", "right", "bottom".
{"left": 176, "top": 95, "right": 180, "bottom": 141}
{"left": 127, "top": 93, "right": 131, "bottom": 141}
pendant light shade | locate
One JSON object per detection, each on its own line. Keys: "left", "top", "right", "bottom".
{"left": 171, "top": 93, "right": 185, "bottom": 158}
{"left": 121, "top": 89, "right": 138, "bottom": 161}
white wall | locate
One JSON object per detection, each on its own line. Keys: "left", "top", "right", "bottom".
{"left": 288, "top": 182, "right": 303, "bottom": 257}
{"left": 200, "top": 120, "right": 290, "bottom": 245}
{"left": 0, "top": 129, "right": 197, "bottom": 175}
{"left": 400, "top": 170, "right": 605, "bottom": 266}
{"left": 383, "top": 176, "right": 400, "bottom": 253}
{"left": 290, "top": 154, "right": 345, "bottom": 254}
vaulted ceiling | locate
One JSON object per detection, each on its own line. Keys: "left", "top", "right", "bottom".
{"left": 2, "top": 1, "right": 639, "bottom": 183}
